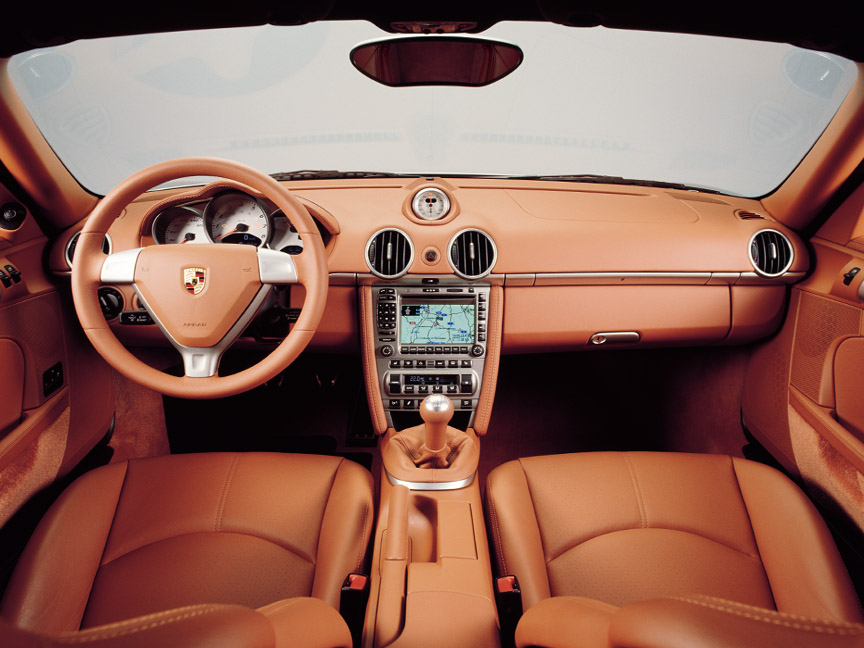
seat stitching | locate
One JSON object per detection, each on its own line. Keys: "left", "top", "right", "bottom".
{"left": 622, "top": 452, "right": 647, "bottom": 529}
{"left": 729, "top": 457, "right": 777, "bottom": 610}
{"left": 670, "top": 596, "right": 864, "bottom": 635}
{"left": 215, "top": 453, "right": 241, "bottom": 533}
{"left": 83, "top": 462, "right": 130, "bottom": 629}
{"left": 354, "top": 470, "right": 371, "bottom": 573}
{"left": 520, "top": 459, "right": 550, "bottom": 565}
{"left": 546, "top": 526, "right": 763, "bottom": 565}
{"left": 98, "top": 530, "right": 316, "bottom": 567}
{"left": 486, "top": 473, "right": 507, "bottom": 575}
{"left": 313, "top": 459, "right": 343, "bottom": 570}
{"left": 53, "top": 605, "right": 245, "bottom": 643}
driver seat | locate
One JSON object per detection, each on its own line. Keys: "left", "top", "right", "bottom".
{"left": 0, "top": 452, "right": 373, "bottom": 646}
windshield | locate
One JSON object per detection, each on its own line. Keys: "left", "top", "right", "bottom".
{"left": 8, "top": 21, "right": 858, "bottom": 197}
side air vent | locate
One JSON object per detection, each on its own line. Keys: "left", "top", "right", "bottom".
{"left": 736, "top": 210, "right": 765, "bottom": 220}
{"left": 65, "top": 231, "right": 112, "bottom": 267}
{"left": 749, "top": 229, "right": 794, "bottom": 277}
{"left": 448, "top": 229, "right": 497, "bottom": 279}
{"left": 365, "top": 228, "right": 414, "bottom": 279}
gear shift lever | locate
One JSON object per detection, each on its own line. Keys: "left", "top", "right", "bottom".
{"left": 420, "top": 394, "right": 454, "bottom": 452}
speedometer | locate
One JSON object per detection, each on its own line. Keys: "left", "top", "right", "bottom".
{"left": 204, "top": 191, "right": 270, "bottom": 247}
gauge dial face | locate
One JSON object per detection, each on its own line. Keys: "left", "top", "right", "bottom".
{"left": 205, "top": 192, "right": 270, "bottom": 247}
{"left": 411, "top": 188, "right": 451, "bottom": 221}
{"left": 270, "top": 211, "right": 305, "bottom": 255}
{"left": 152, "top": 206, "right": 207, "bottom": 244}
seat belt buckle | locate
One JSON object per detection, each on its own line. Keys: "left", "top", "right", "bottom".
{"left": 340, "top": 573, "right": 370, "bottom": 648}
{"left": 494, "top": 575, "right": 523, "bottom": 648}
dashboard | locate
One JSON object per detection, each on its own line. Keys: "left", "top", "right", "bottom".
{"left": 48, "top": 175, "right": 808, "bottom": 362}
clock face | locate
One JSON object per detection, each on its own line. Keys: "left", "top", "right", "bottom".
{"left": 411, "top": 188, "right": 451, "bottom": 221}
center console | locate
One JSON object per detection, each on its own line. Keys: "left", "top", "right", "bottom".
{"left": 360, "top": 278, "right": 504, "bottom": 647}
{"left": 372, "top": 281, "right": 491, "bottom": 428}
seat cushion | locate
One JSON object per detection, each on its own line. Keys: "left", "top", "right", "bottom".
{"left": 486, "top": 451, "right": 862, "bottom": 621}
{"left": 1, "top": 452, "right": 373, "bottom": 633}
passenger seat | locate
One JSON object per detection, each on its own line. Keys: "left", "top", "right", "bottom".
{"left": 485, "top": 451, "right": 864, "bottom": 647}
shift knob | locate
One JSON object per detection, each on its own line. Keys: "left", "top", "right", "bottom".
{"left": 419, "top": 394, "right": 454, "bottom": 452}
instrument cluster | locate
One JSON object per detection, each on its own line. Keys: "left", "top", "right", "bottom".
{"left": 150, "top": 190, "right": 304, "bottom": 254}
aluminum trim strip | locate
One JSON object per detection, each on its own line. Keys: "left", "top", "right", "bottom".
{"left": 385, "top": 470, "right": 475, "bottom": 491}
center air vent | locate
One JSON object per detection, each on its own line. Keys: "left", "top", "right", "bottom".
{"left": 366, "top": 229, "right": 414, "bottom": 279}
{"left": 448, "top": 229, "right": 497, "bottom": 279}
{"left": 749, "top": 229, "right": 794, "bottom": 277}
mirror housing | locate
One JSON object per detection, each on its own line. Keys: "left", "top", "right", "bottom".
{"left": 350, "top": 36, "right": 523, "bottom": 87}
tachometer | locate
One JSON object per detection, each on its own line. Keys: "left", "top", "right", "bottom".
{"left": 269, "top": 210, "right": 304, "bottom": 255}
{"left": 151, "top": 205, "right": 207, "bottom": 244}
{"left": 204, "top": 191, "right": 269, "bottom": 247}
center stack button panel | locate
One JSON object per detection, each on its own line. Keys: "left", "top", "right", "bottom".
{"left": 373, "top": 282, "right": 490, "bottom": 428}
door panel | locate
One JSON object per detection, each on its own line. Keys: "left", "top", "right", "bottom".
{"left": 744, "top": 182, "right": 864, "bottom": 537}
{"left": 0, "top": 183, "right": 113, "bottom": 530}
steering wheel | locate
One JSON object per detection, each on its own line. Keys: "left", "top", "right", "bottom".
{"left": 71, "top": 158, "right": 328, "bottom": 399}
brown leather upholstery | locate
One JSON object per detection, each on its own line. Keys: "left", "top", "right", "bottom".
{"left": 0, "top": 452, "right": 372, "bottom": 645}
{"left": 516, "top": 595, "right": 864, "bottom": 648}
{"left": 486, "top": 452, "right": 863, "bottom": 621}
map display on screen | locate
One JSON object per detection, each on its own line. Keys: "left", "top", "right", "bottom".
{"left": 399, "top": 303, "right": 475, "bottom": 345}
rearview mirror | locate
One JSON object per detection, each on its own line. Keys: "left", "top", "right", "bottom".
{"left": 350, "top": 36, "right": 523, "bottom": 87}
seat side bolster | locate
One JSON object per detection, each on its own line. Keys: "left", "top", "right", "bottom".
{"left": 515, "top": 596, "right": 617, "bottom": 648}
{"left": 259, "top": 597, "right": 351, "bottom": 648}
{"left": 1, "top": 461, "right": 129, "bottom": 633}
{"left": 609, "top": 596, "right": 864, "bottom": 648}
{"left": 732, "top": 457, "right": 864, "bottom": 622}
{"left": 1, "top": 604, "right": 275, "bottom": 648}
{"left": 311, "top": 459, "right": 374, "bottom": 608}
{"left": 485, "top": 460, "right": 551, "bottom": 609}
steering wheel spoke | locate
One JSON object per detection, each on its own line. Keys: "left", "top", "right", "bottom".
{"left": 257, "top": 248, "right": 299, "bottom": 284}
{"left": 100, "top": 248, "right": 144, "bottom": 284}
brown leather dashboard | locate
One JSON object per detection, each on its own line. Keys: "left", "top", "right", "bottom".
{"left": 47, "top": 176, "right": 807, "bottom": 352}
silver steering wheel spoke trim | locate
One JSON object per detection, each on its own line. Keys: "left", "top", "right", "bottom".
{"left": 100, "top": 248, "right": 144, "bottom": 284}
{"left": 257, "top": 248, "right": 299, "bottom": 284}
{"left": 132, "top": 283, "right": 273, "bottom": 378}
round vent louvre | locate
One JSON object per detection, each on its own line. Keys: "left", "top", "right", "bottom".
{"left": 365, "top": 229, "right": 414, "bottom": 279}
{"left": 749, "top": 229, "right": 794, "bottom": 277}
{"left": 65, "top": 231, "right": 112, "bottom": 267}
{"left": 448, "top": 229, "right": 497, "bottom": 279}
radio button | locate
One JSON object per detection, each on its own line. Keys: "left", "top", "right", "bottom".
{"left": 460, "top": 346, "right": 469, "bottom": 354}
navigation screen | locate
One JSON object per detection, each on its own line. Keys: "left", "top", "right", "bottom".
{"left": 399, "top": 303, "right": 475, "bottom": 345}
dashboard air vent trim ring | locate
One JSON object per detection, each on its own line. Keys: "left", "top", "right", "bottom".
{"left": 365, "top": 228, "right": 415, "bottom": 279}
{"left": 448, "top": 229, "right": 497, "bottom": 280}
{"left": 748, "top": 228, "right": 794, "bottom": 278}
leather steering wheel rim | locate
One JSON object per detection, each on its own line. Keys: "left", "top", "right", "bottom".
{"left": 71, "top": 157, "right": 328, "bottom": 399}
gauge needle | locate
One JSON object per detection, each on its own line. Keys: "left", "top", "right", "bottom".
{"left": 215, "top": 228, "right": 239, "bottom": 240}
{"left": 215, "top": 223, "right": 250, "bottom": 240}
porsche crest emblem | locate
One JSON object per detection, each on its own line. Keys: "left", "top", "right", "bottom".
{"left": 183, "top": 267, "right": 206, "bottom": 295}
